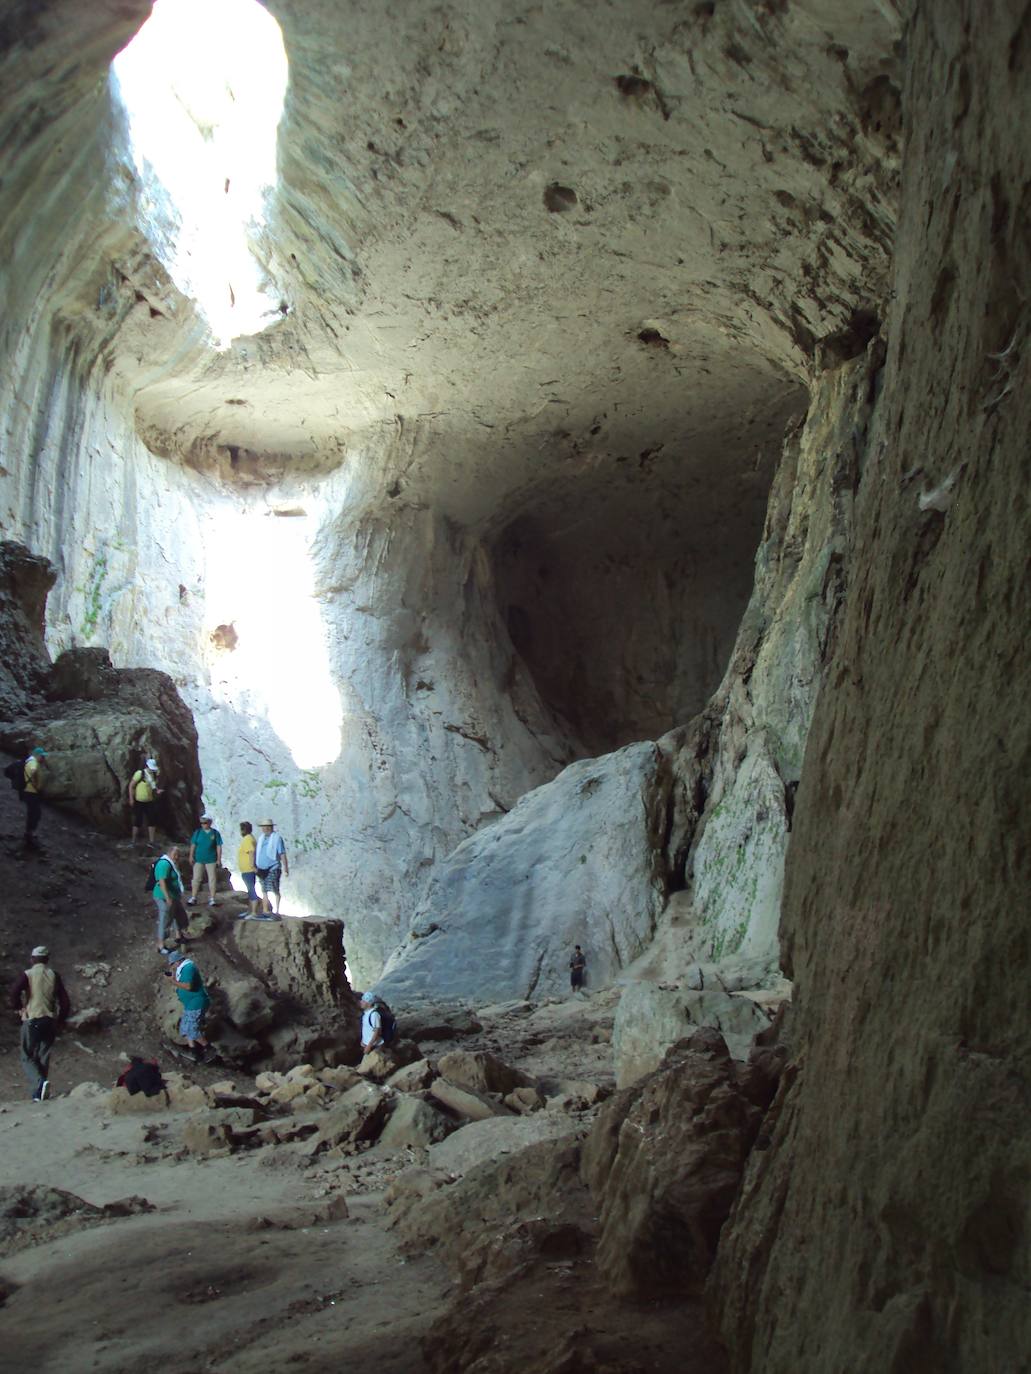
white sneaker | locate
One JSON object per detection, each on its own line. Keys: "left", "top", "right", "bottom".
{"left": 207, "top": 900, "right": 216, "bottom": 907}
{"left": 39, "top": 1079, "right": 49, "bottom": 1100}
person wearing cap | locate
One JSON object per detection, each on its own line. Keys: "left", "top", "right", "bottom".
{"left": 255, "top": 820, "right": 288, "bottom": 917}
{"left": 127, "top": 755, "right": 162, "bottom": 847}
{"left": 8, "top": 945, "right": 70, "bottom": 1101}
{"left": 21, "top": 746, "right": 46, "bottom": 849}
{"left": 359, "top": 992, "right": 385, "bottom": 1055}
{"left": 188, "top": 814, "right": 223, "bottom": 908}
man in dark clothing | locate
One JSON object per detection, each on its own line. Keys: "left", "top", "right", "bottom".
{"left": 8, "top": 944, "right": 70, "bottom": 1100}
{"left": 569, "top": 945, "right": 587, "bottom": 992}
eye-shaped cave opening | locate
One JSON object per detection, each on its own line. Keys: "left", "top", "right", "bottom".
{"left": 489, "top": 388, "right": 805, "bottom": 758}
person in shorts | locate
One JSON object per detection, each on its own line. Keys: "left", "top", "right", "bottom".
{"left": 255, "top": 820, "right": 288, "bottom": 916}
{"left": 236, "top": 821, "right": 261, "bottom": 919}
{"left": 127, "top": 756, "right": 162, "bottom": 846}
{"left": 188, "top": 814, "right": 223, "bottom": 907}
{"left": 164, "top": 950, "right": 215, "bottom": 1063}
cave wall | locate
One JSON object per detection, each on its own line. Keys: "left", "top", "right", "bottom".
{"left": 0, "top": 0, "right": 902, "bottom": 989}
{"left": 711, "top": 2, "right": 1031, "bottom": 1367}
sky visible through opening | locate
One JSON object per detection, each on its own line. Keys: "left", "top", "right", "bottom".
{"left": 112, "top": 0, "right": 288, "bottom": 348}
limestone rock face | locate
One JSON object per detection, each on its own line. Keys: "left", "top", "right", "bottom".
{"left": 0, "top": 0, "right": 901, "bottom": 987}
{"left": 0, "top": 543, "right": 54, "bottom": 720}
{"left": 612, "top": 984, "right": 770, "bottom": 1087}
{"left": 709, "top": 7, "right": 1031, "bottom": 1370}
{"left": 233, "top": 916, "right": 349, "bottom": 1008}
{"left": 379, "top": 744, "right": 670, "bottom": 1003}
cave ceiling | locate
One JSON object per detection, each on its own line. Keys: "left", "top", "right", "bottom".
{"left": 4, "top": 0, "right": 900, "bottom": 535}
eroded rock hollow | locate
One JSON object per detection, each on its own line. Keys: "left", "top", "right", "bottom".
{"left": 0, "top": 0, "right": 1027, "bottom": 1370}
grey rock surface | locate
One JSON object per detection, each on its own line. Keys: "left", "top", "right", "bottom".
{"left": 612, "top": 984, "right": 770, "bottom": 1087}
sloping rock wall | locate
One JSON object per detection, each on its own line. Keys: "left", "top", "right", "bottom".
{"left": 0, "top": 542, "right": 202, "bottom": 836}
{"left": 710, "top": 4, "right": 1031, "bottom": 1368}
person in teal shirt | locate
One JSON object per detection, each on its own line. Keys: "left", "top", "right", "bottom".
{"left": 153, "top": 844, "right": 186, "bottom": 954}
{"left": 188, "top": 814, "right": 223, "bottom": 907}
{"left": 164, "top": 951, "right": 215, "bottom": 1063}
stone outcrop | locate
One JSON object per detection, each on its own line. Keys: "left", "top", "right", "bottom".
{"left": 582, "top": 1028, "right": 778, "bottom": 1300}
{"left": 0, "top": 543, "right": 202, "bottom": 836}
{"left": 612, "top": 984, "right": 771, "bottom": 1087}
{"left": 155, "top": 917, "right": 359, "bottom": 1070}
{"left": 379, "top": 743, "right": 671, "bottom": 1002}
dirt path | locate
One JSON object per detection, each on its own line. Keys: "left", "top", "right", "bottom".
{"left": 0, "top": 1094, "right": 449, "bottom": 1373}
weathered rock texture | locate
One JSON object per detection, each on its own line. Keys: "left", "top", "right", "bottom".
{"left": 0, "top": 0, "right": 900, "bottom": 984}
{"left": 710, "top": 5, "right": 1031, "bottom": 1370}
{"left": 0, "top": 541, "right": 202, "bottom": 835}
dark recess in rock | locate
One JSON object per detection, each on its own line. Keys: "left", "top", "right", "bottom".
{"left": 543, "top": 183, "right": 577, "bottom": 212}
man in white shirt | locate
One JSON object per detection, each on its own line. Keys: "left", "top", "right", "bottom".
{"left": 255, "top": 819, "right": 289, "bottom": 917}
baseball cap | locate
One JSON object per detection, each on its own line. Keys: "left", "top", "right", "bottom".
{"left": 31, "top": 945, "right": 49, "bottom": 958}
{"left": 146, "top": 758, "right": 158, "bottom": 770}
{"left": 200, "top": 813, "right": 213, "bottom": 821}
{"left": 31, "top": 747, "right": 46, "bottom": 757}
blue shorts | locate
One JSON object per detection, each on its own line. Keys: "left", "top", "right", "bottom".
{"left": 259, "top": 864, "right": 281, "bottom": 895}
{"left": 179, "top": 1008, "right": 206, "bottom": 1040}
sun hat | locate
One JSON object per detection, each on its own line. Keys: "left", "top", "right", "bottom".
{"left": 259, "top": 819, "right": 274, "bottom": 826}
{"left": 31, "top": 945, "right": 49, "bottom": 958}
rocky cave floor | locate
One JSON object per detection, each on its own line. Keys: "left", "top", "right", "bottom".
{"left": 0, "top": 777, "right": 723, "bottom": 1374}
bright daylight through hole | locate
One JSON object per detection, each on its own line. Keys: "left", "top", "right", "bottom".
{"left": 111, "top": 0, "right": 288, "bottom": 348}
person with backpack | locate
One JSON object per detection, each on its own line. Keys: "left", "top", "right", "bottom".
{"left": 359, "top": 991, "right": 397, "bottom": 1056}
{"left": 569, "top": 944, "right": 587, "bottom": 993}
{"left": 150, "top": 844, "right": 188, "bottom": 955}
{"left": 8, "top": 944, "right": 70, "bottom": 1100}
{"left": 163, "top": 949, "right": 216, "bottom": 1064}
{"left": 126, "top": 756, "right": 162, "bottom": 847}
{"left": 7, "top": 746, "right": 47, "bottom": 849}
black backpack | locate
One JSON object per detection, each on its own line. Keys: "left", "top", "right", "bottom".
{"left": 3, "top": 759, "right": 25, "bottom": 793}
{"left": 144, "top": 860, "right": 159, "bottom": 893}
{"left": 378, "top": 1003, "right": 397, "bottom": 1046}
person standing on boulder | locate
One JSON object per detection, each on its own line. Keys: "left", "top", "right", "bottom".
{"left": 8, "top": 944, "right": 70, "bottom": 1100}
{"left": 127, "top": 755, "right": 162, "bottom": 847}
{"left": 359, "top": 992, "right": 386, "bottom": 1056}
{"left": 569, "top": 945, "right": 587, "bottom": 993}
{"left": 188, "top": 814, "right": 222, "bottom": 908}
{"left": 255, "top": 819, "right": 288, "bottom": 917}
{"left": 236, "top": 821, "right": 262, "bottom": 919}
{"left": 153, "top": 844, "right": 187, "bottom": 954}
{"left": 163, "top": 949, "right": 216, "bottom": 1064}
{"left": 21, "top": 746, "right": 46, "bottom": 850}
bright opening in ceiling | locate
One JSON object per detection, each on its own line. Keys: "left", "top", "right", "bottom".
{"left": 111, "top": 0, "right": 288, "bottom": 349}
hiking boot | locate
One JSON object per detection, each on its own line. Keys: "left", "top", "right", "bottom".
{"left": 201, "top": 1046, "right": 219, "bottom": 1065}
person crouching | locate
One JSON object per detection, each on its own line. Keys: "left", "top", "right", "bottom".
{"left": 164, "top": 951, "right": 216, "bottom": 1064}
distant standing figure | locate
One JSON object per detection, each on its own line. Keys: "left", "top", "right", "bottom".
{"left": 236, "top": 821, "right": 261, "bottom": 919}
{"left": 570, "top": 945, "right": 587, "bottom": 992}
{"left": 255, "top": 819, "right": 288, "bottom": 916}
{"left": 153, "top": 844, "right": 187, "bottom": 954}
{"left": 21, "top": 746, "right": 46, "bottom": 849}
{"left": 188, "top": 814, "right": 223, "bottom": 907}
{"left": 127, "top": 756, "right": 162, "bottom": 846}
{"left": 8, "top": 944, "right": 70, "bottom": 1100}
{"left": 164, "top": 950, "right": 216, "bottom": 1063}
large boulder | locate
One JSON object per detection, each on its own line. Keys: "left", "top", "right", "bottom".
{"left": 0, "top": 542, "right": 53, "bottom": 720}
{"left": 0, "top": 642, "right": 202, "bottom": 837}
{"left": 582, "top": 1028, "right": 778, "bottom": 1299}
{"left": 612, "top": 982, "right": 770, "bottom": 1087}
{"left": 437, "top": 1050, "right": 536, "bottom": 1098}
{"left": 377, "top": 744, "right": 670, "bottom": 1004}
{"left": 233, "top": 917, "right": 350, "bottom": 1008}
{"left": 380, "top": 1095, "right": 457, "bottom": 1150}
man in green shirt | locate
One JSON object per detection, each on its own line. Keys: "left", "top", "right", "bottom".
{"left": 188, "top": 814, "right": 223, "bottom": 907}
{"left": 153, "top": 844, "right": 187, "bottom": 954}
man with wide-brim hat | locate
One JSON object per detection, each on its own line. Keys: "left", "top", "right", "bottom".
{"left": 8, "top": 945, "right": 70, "bottom": 1100}
{"left": 255, "top": 819, "right": 289, "bottom": 917}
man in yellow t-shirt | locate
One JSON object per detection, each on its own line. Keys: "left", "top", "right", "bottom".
{"left": 126, "top": 756, "right": 162, "bottom": 846}
{"left": 236, "top": 821, "right": 261, "bottom": 919}
{"left": 22, "top": 747, "right": 46, "bottom": 850}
